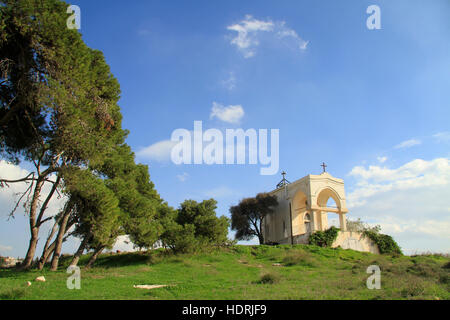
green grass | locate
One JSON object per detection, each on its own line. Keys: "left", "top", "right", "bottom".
{"left": 0, "top": 245, "right": 448, "bottom": 300}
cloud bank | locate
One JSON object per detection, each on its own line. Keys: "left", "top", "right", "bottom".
{"left": 347, "top": 157, "right": 450, "bottom": 254}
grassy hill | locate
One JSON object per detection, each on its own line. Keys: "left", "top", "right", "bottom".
{"left": 0, "top": 245, "right": 449, "bottom": 300}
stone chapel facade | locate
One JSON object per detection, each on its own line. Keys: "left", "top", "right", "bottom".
{"left": 262, "top": 171, "right": 379, "bottom": 254}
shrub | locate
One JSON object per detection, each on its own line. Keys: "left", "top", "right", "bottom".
{"left": 363, "top": 231, "right": 402, "bottom": 255}
{"left": 401, "top": 279, "right": 426, "bottom": 298}
{"left": 161, "top": 199, "right": 230, "bottom": 253}
{"left": 258, "top": 272, "right": 279, "bottom": 284}
{"left": 406, "top": 263, "right": 438, "bottom": 278}
{"left": 439, "top": 274, "right": 449, "bottom": 285}
{"left": 309, "top": 226, "right": 339, "bottom": 247}
{"left": 161, "top": 223, "right": 199, "bottom": 254}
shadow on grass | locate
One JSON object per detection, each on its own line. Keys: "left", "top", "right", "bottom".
{"left": 78, "top": 252, "right": 151, "bottom": 269}
{"left": 0, "top": 287, "right": 27, "bottom": 300}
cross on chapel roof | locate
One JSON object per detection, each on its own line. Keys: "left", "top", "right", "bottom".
{"left": 276, "top": 171, "right": 291, "bottom": 189}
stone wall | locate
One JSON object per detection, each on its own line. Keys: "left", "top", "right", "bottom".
{"left": 270, "top": 231, "right": 379, "bottom": 254}
{"left": 332, "top": 231, "right": 379, "bottom": 254}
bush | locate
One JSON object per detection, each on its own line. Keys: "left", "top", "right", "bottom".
{"left": 309, "top": 227, "right": 339, "bottom": 247}
{"left": 161, "top": 199, "right": 230, "bottom": 253}
{"left": 439, "top": 274, "right": 449, "bottom": 285}
{"left": 363, "top": 230, "right": 402, "bottom": 255}
{"left": 258, "top": 272, "right": 279, "bottom": 284}
{"left": 161, "top": 223, "right": 199, "bottom": 254}
{"left": 401, "top": 279, "right": 426, "bottom": 298}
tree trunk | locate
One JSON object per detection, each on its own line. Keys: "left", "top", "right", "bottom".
{"left": 38, "top": 220, "right": 75, "bottom": 270}
{"left": 21, "top": 178, "right": 44, "bottom": 269}
{"left": 22, "top": 171, "right": 60, "bottom": 270}
{"left": 85, "top": 245, "right": 105, "bottom": 269}
{"left": 258, "top": 234, "right": 264, "bottom": 245}
{"left": 70, "top": 234, "right": 91, "bottom": 267}
{"left": 50, "top": 202, "right": 74, "bottom": 271}
{"left": 37, "top": 216, "right": 61, "bottom": 270}
{"left": 37, "top": 241, "right": 56, "bottom": 270}
{"left": 258, "top": 219, "right": 264, "bottom": 244}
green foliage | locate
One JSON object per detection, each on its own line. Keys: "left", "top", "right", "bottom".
{"left": 63, "top": 167, "right": 121, "bottom": 250}
{"left": 258, "top": 272, "right": 279, "bottom": 284}
{"left": 0, "top": 0, "right": 139, "bottom": 269}
{"left": 161, "top": 199, "right": 230, "bottom": 253}
{"left": 346, "top": 218, "right": 402, "bottom": 255}
{"left": 177, "top": 199, "right": 229, "bottom": 244}
{"left": 230, "top": 192, "right": 278, "bottom": 244}
{"left": 309, "top": 226, "right": 340, "bottom": 247}
{"left": 161, "top": 223, "right": 198, "bottom": 254}
{"left": 0, "top": 0, "right": 125, "bottom": 164}
{"left": 363, "top": 230, "right": 403, "bottom": 255}
{"left": 105, "top": 153, "right": 163, "bottom": 250}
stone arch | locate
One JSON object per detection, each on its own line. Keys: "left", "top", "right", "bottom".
{"left": 315, "top": 187, "right": 346, "bottom": 231}
{"left": 316, "top": 187, "right": 342, "bottom": 209}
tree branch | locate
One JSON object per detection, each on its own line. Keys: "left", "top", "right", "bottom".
{"left": 8, "top": 180, "right": 34, "bottom": 219}
{"left": 0, "top": 172, "right": 34, "bottom": 186}
{"left": 36, "top": 174, "right": 62, "bottom": 227}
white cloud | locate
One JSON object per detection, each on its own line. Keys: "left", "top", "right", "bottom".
{"left": 136, "top": 140, "right": 177, "bottom": 162}
{"left": 394, "top": 138, "right": 421, "bottom": 149}
{"left": 377, "top": 156, "right": 388, "bottom": 163}
{"left": 176, "top": 172, "right": 189, "bottom": 182}
{"left": 349, "top": 158, "right": 448, "bottom": 185}
{"left": 347, "top": 157, "right": 450, "bottom": 254}
{"left": 227, "top": 14, "right": 308, "bottom": 58}
{"left": 433, "top": 131, "right": 450, "bottom": 143}
{"left": 221, "top": 72, "right": 236, "bottom": 91}
{"left": 210, "top": 102, "right": 244, "bottom": 124}
{"left": 0, "top": 161, "right": 67, "bottom": 219}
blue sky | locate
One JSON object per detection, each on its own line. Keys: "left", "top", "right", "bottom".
{"left": 1, "top": 0, "right": 450, "bottom": 257}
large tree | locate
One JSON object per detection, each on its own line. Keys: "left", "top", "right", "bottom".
{"left": 230, "top": 193, "right": 278, "bottom": 244}
{"left": 0, "top": 0, "right": 126, "bottom": 269}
